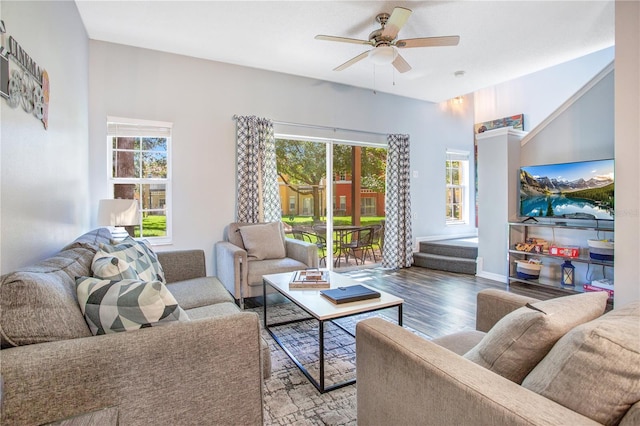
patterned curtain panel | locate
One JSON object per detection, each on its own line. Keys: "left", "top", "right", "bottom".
{"left": 235, "top": 115, "right": 282, "bottom": 223}
{"left": 382, "top": 134, "right": 413, "bottom": 269}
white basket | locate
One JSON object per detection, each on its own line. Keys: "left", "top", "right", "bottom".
{"left": 588, "top": 239, "right": 614, "bottom": 261}
{"left": 515, "top": 260, "right": 542, "bottom": 279}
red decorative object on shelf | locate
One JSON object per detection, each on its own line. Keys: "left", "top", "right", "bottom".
{"left": 549, "top": 245, "right": 580, "bottom": 258}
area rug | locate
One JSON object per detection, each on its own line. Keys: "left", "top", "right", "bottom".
{"left": 250, "top": 299, "right": 426, "bottom": 425}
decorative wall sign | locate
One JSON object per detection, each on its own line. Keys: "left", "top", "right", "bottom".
{"left": 474, "top": 114, "right": 524, "bottom": 134}
{"left": 0, "top": 20, "right": 49, "bottom": 129}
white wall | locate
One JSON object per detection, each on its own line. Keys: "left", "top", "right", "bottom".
{"left": 614, "top": 0, "right": 640, "bottom": 306}
{"left": 0, "top": 1, "right": 90, "bottom": 273}
{"left": 88, "top": 41, "right": 475, "bottom": 274}
{"left": 474, "top": 47, "right": 614, "bottom": 131}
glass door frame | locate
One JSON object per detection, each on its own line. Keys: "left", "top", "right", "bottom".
{"left": 275, "top": 133, "right": 386, "bottom": 270}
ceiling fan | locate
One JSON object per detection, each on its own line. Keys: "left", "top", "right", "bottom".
{"left": 315, "top": 7, "right": 460, "bottom": 73}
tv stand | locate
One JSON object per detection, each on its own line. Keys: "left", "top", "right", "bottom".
{"left": 521, "top": 217, "right": 539, "bottom": 223}
{"left": 508, "top": 221, "right": 614, "bottom": 295}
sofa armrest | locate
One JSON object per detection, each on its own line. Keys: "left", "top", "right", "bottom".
{"left": 284, "top": 238, "right": 319, "bottom": 268}
{"left": 215, "top": 241, "right": 247, "bottom": 300}
{"left": 356, "top": 318, "right": 599, "bottom": 426}
{"left": 156, "top": 249, "right": 206, "bottom": 283}
{"left": 475, "top": 289, "right": 540, "bottom": 332}
{"left": 1, "top": 313, "right": 263, "bottom": 426}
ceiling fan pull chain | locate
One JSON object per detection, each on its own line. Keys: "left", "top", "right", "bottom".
{"left": 373, "top": 65, "right": 377, "bottom": 95}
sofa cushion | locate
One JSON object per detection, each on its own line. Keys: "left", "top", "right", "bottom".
{"left": 621, "top": 401, "right": 640, "bottom": 426}
{"left": 166, "top": 276, "right": 234, "bottom": 310}
{"left": 463, "top": 291, "right": 609, "bottom": 383}
{"left": 522, "top": 301, "right": 640, "bottom": 425}
{"left": 61, "top": 227, "right": 114, "bottom": 252}
{"left": 432, "top": 330, "right": 486, "bottom": 355}
{"left": 100, "top": 237, "right": 166, "bottom": 283}
{"left": 184, "top": 302, "right": 242, "bottom": 319}
{"left": 239, "top": 222, "right": 286, "bottom": 260}
{"left": 76, "top": 277, "right": 189, "bottom": 335}
{"left": 0, "top": 248, "right": 94, "bottom": 347}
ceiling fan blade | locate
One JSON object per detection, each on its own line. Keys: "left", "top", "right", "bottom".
{"left": 392, "top": 53, "right": 412, "bottom": 73}
{"left": 315, "top": 35, "right": 372, "bottom": 45}
{"left": 382, "top": 7, "right": 412, "bottom": 39}
{"left": 334, "top": 51, "right": 370, "bottom": 71}
{"left": 396, "top": 36, "right": 460, "bottom": 48}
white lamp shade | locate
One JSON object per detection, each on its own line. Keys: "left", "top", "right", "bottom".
{"left": 368, "top": 46, "right": 398, "bottom": 65}
{"left": 98, "top": 199, "right": 140, "bottom": 227}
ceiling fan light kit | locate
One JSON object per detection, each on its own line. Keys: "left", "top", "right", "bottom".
{"left": 315, "top": 6, "right": 460, "bottom": 74}
{"left": 368, "top": 46, "right": 397, "bottom": 65}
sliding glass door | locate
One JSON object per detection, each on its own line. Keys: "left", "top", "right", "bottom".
{"left": 276, "top": 137, "right": 386, "bottom": 270}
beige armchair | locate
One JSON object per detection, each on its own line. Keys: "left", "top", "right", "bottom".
{"left": 215, "top": 222, "right": 319, "bottom": 308}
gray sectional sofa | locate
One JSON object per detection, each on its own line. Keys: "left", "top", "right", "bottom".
{"left": 0, "top": 228, "right": 269, "bottom": 425}
{"left": 357, "top": 288, "right": 640, "bottom": 426}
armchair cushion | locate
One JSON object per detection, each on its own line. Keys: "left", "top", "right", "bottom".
{"left": 522, "top": 301, "right": 640, "bottom": 425}
{"left": 76, "top": 277, "right": 189, "bottom": 335}
{"left": 463, "top": 291, "right": 609, "bottom": 383}
{"left": 238, "top": 222, "right": 286, "bottom": 260}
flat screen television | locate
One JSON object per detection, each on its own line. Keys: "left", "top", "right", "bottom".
{"left": 519, "top": 159, "right": 614, "bottom": 220}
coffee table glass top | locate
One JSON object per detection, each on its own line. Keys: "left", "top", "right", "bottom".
{"left": 262, "top": 271, "right": 403, "bottom": 321}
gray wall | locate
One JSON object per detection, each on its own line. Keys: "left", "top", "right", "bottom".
{"left": 0, "top": 1, "right": 90, "bottom": 273}
{"left": 520, "top": 69, "right": 614, "bottom": 166}
{"left": 87, "top": 41, "right": 475, "bottom": 275}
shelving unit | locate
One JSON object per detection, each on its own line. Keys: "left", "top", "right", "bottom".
{"left": 507, "top": 221, "right": 614, "bottom": 294}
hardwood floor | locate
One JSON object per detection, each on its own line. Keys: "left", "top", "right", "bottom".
{"left": 341, "top": 266, "right": 572, "bottom": 339}
{"left": 254, "top": 266, "right": 575, "bottom": 339}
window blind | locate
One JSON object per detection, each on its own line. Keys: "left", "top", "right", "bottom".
{"left": 107, "top": 116, "right": 172, "bottom": 138}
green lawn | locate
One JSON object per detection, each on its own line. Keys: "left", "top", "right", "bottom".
{"left": 134, "top": 215, "right": 167, "bottom": 237}
{"left": 134, "top": 215, "right": 383, "bottom": 238}
{"left": 283, "top": 216, "right": 385, "bottom": 227}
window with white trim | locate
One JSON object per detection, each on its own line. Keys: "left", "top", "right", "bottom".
{"left": 446, "top": 150, "right": 469, "bottom": 225}
{"left": 107, "top": 116, "right": 172, "bottom": 242}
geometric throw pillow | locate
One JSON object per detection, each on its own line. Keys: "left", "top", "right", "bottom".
{"left": 75, "top": 277, "right": 189, "bottom": 335}
{"left": 100, "top": 236, "right": 166, "bottom": 283}
{"left": 522, "top": 301, "right": 640, "bottom": 425}
{"left": 463, "top": 291, "right": 609, "bottom": 383}
{"left": 238, "top": 222, "right": 286, "bottom": 260}
{"left": 91, "top": 248, "right": 139, "bottom": 281}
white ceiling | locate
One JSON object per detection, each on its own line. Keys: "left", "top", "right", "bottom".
{"left": 74, "top": 1, "right": 615, "bottom": 103}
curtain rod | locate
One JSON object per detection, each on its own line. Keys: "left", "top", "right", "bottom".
{"left": 272, "top": 120, "right": 388, "bottom": 137}
{"left": 232, "top": 116, "right": 388, "bottom": 137}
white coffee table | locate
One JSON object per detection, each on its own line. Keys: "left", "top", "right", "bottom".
{"left": 262, "top": 271, "right": 404, "bottom": 393}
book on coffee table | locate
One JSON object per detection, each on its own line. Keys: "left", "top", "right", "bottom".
{"left": 289, "top": 269, "right": 330, "bottom": 289}
{"left": 320, "top": 284, "right": 381, "bottom": 304}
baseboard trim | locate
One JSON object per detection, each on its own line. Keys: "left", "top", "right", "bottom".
{"left": 476, "top": 270, "right": 507, "bottom": 283}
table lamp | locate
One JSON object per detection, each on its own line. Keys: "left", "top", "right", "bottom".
{"left": 97, "top": 199, "right": 140, "bottom": 241}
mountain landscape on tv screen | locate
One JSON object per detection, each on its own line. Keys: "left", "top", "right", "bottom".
{"left": 519, "top": 167, "right": 614, "bottom": 220}
{"left": 520, "top": 169, "right": 614, "bottom": 194}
